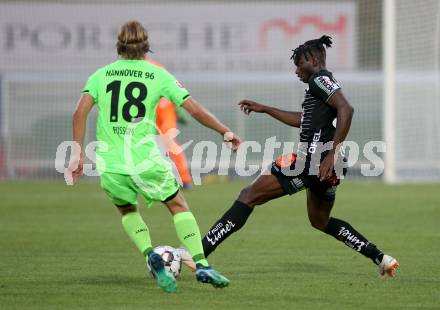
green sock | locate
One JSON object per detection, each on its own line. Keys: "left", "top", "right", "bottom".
{"left": 121, "top": 212, "right": 153, "bottom": 261}
{"left": 173, "top": 211, "right": 209, "bottom": 267}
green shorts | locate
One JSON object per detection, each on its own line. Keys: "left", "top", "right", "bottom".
{"left": 100, "top": 163, "right": 179, "bottom": 208}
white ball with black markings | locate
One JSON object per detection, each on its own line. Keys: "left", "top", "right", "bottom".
{"left": 147, "top": 245, "right": 182, "bottom": 278}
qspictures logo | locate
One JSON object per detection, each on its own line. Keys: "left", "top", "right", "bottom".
{"left": 56, "top": 135, "right": 388, "bottom": 186}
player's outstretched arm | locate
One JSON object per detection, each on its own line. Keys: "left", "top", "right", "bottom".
{"left": 70, "top": 94, "right": 94, "bottom": 183}
{"left": 182, "top": 98, "right": 241, "bottom": 151}
{"left": 238, "top": 99, "right": 302, "bottom": 128}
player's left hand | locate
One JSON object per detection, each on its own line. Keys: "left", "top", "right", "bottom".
{"left": 223, "top": 131, "right": 241, "bottom": 152}
{"left": 319, "top": 150, "right": 336, "bottom": 182}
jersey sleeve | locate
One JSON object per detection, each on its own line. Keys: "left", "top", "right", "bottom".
{"left": 81, "top": 71, "right": 99, "bottom": 103}
{"left": 309, "top": 75, "right": 341, "bottom": 102}
{"left": 160, "top": 70, "right": 191, "bottom": 107}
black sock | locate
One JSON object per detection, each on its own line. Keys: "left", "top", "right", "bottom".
{"left": 202, "top": 200, "right": 254, "bottom": 257}
{"left": 324, "top": 217, "right": 384, "bottom": 265}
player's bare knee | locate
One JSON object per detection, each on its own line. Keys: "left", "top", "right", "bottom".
{"left": 237, "top": 187, "right": 249, "bottom": 202}
{"left": 237, "top": 186, "right": 258, "bottom": 207}
{"left": 166, "top": 204, "right": 189, "bottom": 215}
{"left": 163, "top": 191, "right": 190, "bottom": 215}
{"left": 116, "top": 204, "right": 137, "bottom": 216}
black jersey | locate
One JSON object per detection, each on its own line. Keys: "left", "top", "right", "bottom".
{"left": 299, "top": 69, "right": 340, "bottom": 143}
{"left": 297, "top": 70, "right": 341, "bottom": 170}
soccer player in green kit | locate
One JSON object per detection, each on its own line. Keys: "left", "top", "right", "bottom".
{"left": 70, "top": 21, "right": 240, "bottom": 293}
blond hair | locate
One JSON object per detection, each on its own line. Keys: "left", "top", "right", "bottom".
{"left": 116, "top": 21, "right": 150, "bottom": 59}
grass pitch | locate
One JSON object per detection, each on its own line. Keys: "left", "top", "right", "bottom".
{"left": 1, "top": 180, "right": 439, "bottom": 309}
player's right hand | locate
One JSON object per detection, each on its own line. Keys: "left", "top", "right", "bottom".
{"left": 238, "top": 100, "right": 266, "bottom": 115}
{"left": 72, "top": 157, "right": 84, "bottom": 184}
{"left": 223, "top": 131, "right": 241, "bottom": 151}
{"left": 65, "top": 156, "right": 84, "bottom": 185}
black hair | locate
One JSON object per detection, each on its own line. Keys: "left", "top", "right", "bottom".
{"left": 290, "top": 35, "right": 333, "bottom": 66}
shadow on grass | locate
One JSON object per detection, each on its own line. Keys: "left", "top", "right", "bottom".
{"left": 66, "top": 274, "right": 148, "bottom": 288}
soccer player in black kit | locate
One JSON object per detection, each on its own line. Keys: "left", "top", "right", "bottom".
{"left": 182, "top": 35, "right": 399, "bottom": 277}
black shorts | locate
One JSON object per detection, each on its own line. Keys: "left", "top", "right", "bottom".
{"left": 270, "top": 153, "right": 344, "bottom": 201}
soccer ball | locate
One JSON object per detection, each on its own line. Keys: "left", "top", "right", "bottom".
{"left": 147, "top": 245, "right": 182, "bottom": 278}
